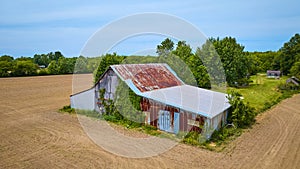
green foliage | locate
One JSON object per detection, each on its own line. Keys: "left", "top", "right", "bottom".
{"left": 74, "top": 56, "right": 88, "bottom": 73}
{"left": 173, "top": 41, "right": 193, "bottom": 62}
{"left": 157, "top": 53, "right": 198, "bottom": 86}
{"left": 0, "top": 61, "right": 13, "bottom": 77}
{"left": 37, "top": 68, "right": 49, "bottom": 75}
{"left": 13, "top": 60, "right": 38, "bottom": 76}
{"left": 129, "top": 88, "right": 142, "bottom": 111}
{"left": 245, "top": 51, "right": 280, "bottom": 75}
{"left": 47, "top": 57, "right": 76, "bottom": 74}
{"left": 59, "top": 105, "right": 101, "bottom": 118}
{"left": 59, "top": 105, "right": 75, "bottom": 114}
{"left": 76, "top": 109, "right": 101, "bottom": 119}
{"left": 47, "top": 60, "right": 60, "bottom": 74}
{"left": 122, "top": 55, "right": 157, "bottom": 64}
{"left": 114, "top": 81, "right": 145, "bottom": 123}
{"left": 15, "top": 56, "right": 33, "bottom": 62}
{"left": 210, "top": 127, "right": 242, "bottom": 143}
{"left": 98, "top": 88, "right": 121, "bottom": 118}
{"left": 86, "top": 57, "right": 102, "bottom": 73}
{"left": 0, "top": 55, "right": 14, "bottom": 62}
{"left": 157, "top": 39, "right": 211, "bottom": 88}
{"left": 197, "top": 39, "right": 225, "bottom": 86}
{"left": 279, "top": 33, "right": 300, "bottom": 75}
{"left": 0, "top": 52, "right": 101, "bottom": 78}
{"left": 230, "top": 74, "right": 289, "bottom": 112}
{"left": 94, "top": 53, "right": 126, "bottom": 83}
{"left": 212, "top": 37, "right": 250, "bottom": 87}
{"left": 156, "top": 38, "right": 174, "bottom": 56}
{"left": 182, "top": 131, "right": 203, "bottom": 146}
{"left": 227, "top": 90, "right": 256, "bottom": 128}
{"left": 290, "top": 62, "right": 300, "bottom": 78}
{"left": 33, "top": 51, "right": 63, "bottom": 67}
{"left": 57, "top": 57, "right": 76, "bottom": 74}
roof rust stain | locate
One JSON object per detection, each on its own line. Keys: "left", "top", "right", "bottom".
{"left": 112, "top": 64, "right": 183, "bottom": 92}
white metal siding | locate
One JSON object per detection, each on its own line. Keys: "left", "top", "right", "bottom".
{"left": 70, "top": 87, "right": 95, "bottom": 110}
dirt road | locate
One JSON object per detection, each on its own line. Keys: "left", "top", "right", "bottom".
{"left": 0, "top": 74, "right": 299, "bottom": 168}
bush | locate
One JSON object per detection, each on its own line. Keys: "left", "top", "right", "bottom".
{"left": 59, "top": 105, "right": 75, "bottom": 114}
{"left": 182, "top": 131, "right": 203, "bottom": 146}
{"left": 37, "top": 69, "right": 49, "bottom": 75}
{"left": 59, "top": 105, "right": 101, "bottom": 119}
{"left": 210, "top": 127, "right": 242, "bottom": 143}
{"left": 227, "top": 90, "right": 256, "bottom": 128}
{"left": 142, "top": 124, "right": 160, "bottom": 135}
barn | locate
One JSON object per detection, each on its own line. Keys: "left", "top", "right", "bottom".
{"left": 70, "top": 63, "right": 231, "bottom": 138}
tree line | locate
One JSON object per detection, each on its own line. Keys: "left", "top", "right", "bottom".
{"left": 1, "top": 33, "right": 299, "bottom": 83}
{"left": 0, "top": 51, "right": 101, "bottom": 77}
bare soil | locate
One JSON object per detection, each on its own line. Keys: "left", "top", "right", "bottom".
{"left": 0, "top": 74, "right": 299, "bottom": 168}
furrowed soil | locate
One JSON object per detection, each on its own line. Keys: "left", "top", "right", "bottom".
{"left": 0, "top": 74, "right": 299, "bottom": 168}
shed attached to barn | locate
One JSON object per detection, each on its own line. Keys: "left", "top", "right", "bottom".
{"left": 70, "top": 63, "right": 231, "bottom": 138}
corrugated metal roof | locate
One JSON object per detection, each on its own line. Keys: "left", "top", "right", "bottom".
{"left": 110, "top": 63, "right": 183, "bottom": 92}
{"left": 140, "top": 85, "right": 230, "bottom": 118}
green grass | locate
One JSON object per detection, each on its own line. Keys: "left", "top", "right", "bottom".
{"left": 228, "top": 73, "right": 288, "bottom": 112}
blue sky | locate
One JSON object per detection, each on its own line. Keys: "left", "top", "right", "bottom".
{"left": 0, "top": 0, "right": 299, "bottom": 57}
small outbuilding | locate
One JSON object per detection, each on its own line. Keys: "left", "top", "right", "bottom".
{"left": 267, "top": 70, "right": 281, "bottom": 78}
{"left": 70, "top": 63, "right": 231, "bottom": 138}
{"left": 286, "top": 76, "right": 300, "bottom": 86}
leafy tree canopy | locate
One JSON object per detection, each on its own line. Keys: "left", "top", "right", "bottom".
{"left": 279, "top": 33, "right": 300, "bottom": 75}
{"left": 156, "top": 38, "right": 174, "bottom": 56}
{"left": 211, "top": 37, "right": 249, "bottom": 86}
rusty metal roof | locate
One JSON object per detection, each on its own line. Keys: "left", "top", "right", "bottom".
{"left": 110, "top": 63, "right": 183, "bottom": 92}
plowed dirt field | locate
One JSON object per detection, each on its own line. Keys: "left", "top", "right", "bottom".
{"left": 0, "top": 74, "right": 299, "bottom": 168}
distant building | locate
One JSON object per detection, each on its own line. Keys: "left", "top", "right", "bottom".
{"left": 286, "top": 76, "right": 300, "bottom": 86}
{"left": 38, "top": 65, "right": 46, "bottom": 68}
{"left": 70, "top": 63, "right": 230, "bottom": 139}
{"left": 267, "top": 70, "right": 281, "bottom": 78}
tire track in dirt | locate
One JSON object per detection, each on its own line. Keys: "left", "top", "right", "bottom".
{"left": 224, "top": 95, "right": 300, "bottom": 169}
{"left": 253, "top": 112, "right": 287, "bottom": 168}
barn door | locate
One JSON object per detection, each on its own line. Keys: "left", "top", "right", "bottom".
{"left": 173, "top": 112, "right": 180, "bottom": 134}
{"left": 158, "top": 110, "right": 170, "bottom": 132}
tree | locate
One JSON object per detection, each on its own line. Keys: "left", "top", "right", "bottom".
{"left": 279, "top": 33, "right": 300, "bottom": 75}
{"left": 0, "top": 61, "right": 13, "bottom": 77}
{"left": 173, "top": 41, "right": 193, "bottom": 62}
{"left": 212, "top": 37, "right": 249, "bottom": 86}
{"left": 290, "top": 62, "right": 300, "bottom": 78}
{"left": 33, "top": 54, "right": 50, "bottom": 66}
{"left": 156, "top": 38, "right": 174, "bottom": 56}
{"left": 12, "top": 60, "right": 38, "bottom": 76}
{"left": 227, "top": 90, "right": 256, "bottom": 128}
{"left": 15, "top": 56, "right": 33, "bottom": 62}
{"left": 57, "top": 57, "right": 76, "bottom": 74}
{"left": 33, "top": 51, "right": 64, "bottom": 67}
{"left": 47, "top": 60, "right": 59, "bottom": 74}
{"left": 156, "top": 39, "right": 211, "bottom": 88}
{"left": 196, "top": 39, "right": 225, "bottom": 87}
{"left": 86, "top": 57, "right": 102, "bottom": 73}
{"left": 94, "top": 53, "right": 126, "bottom": 82}
{"left": 0, "top": 55, "right": 14, "bottom": 62}
{"left": 172, "top": 40, "right": 211, "bottom": 88}
{"left": 245, "top": 52, "right": 262, "bottom": 75}
{"left": 74, "top": 56, "right": 88, "bottom": 73}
